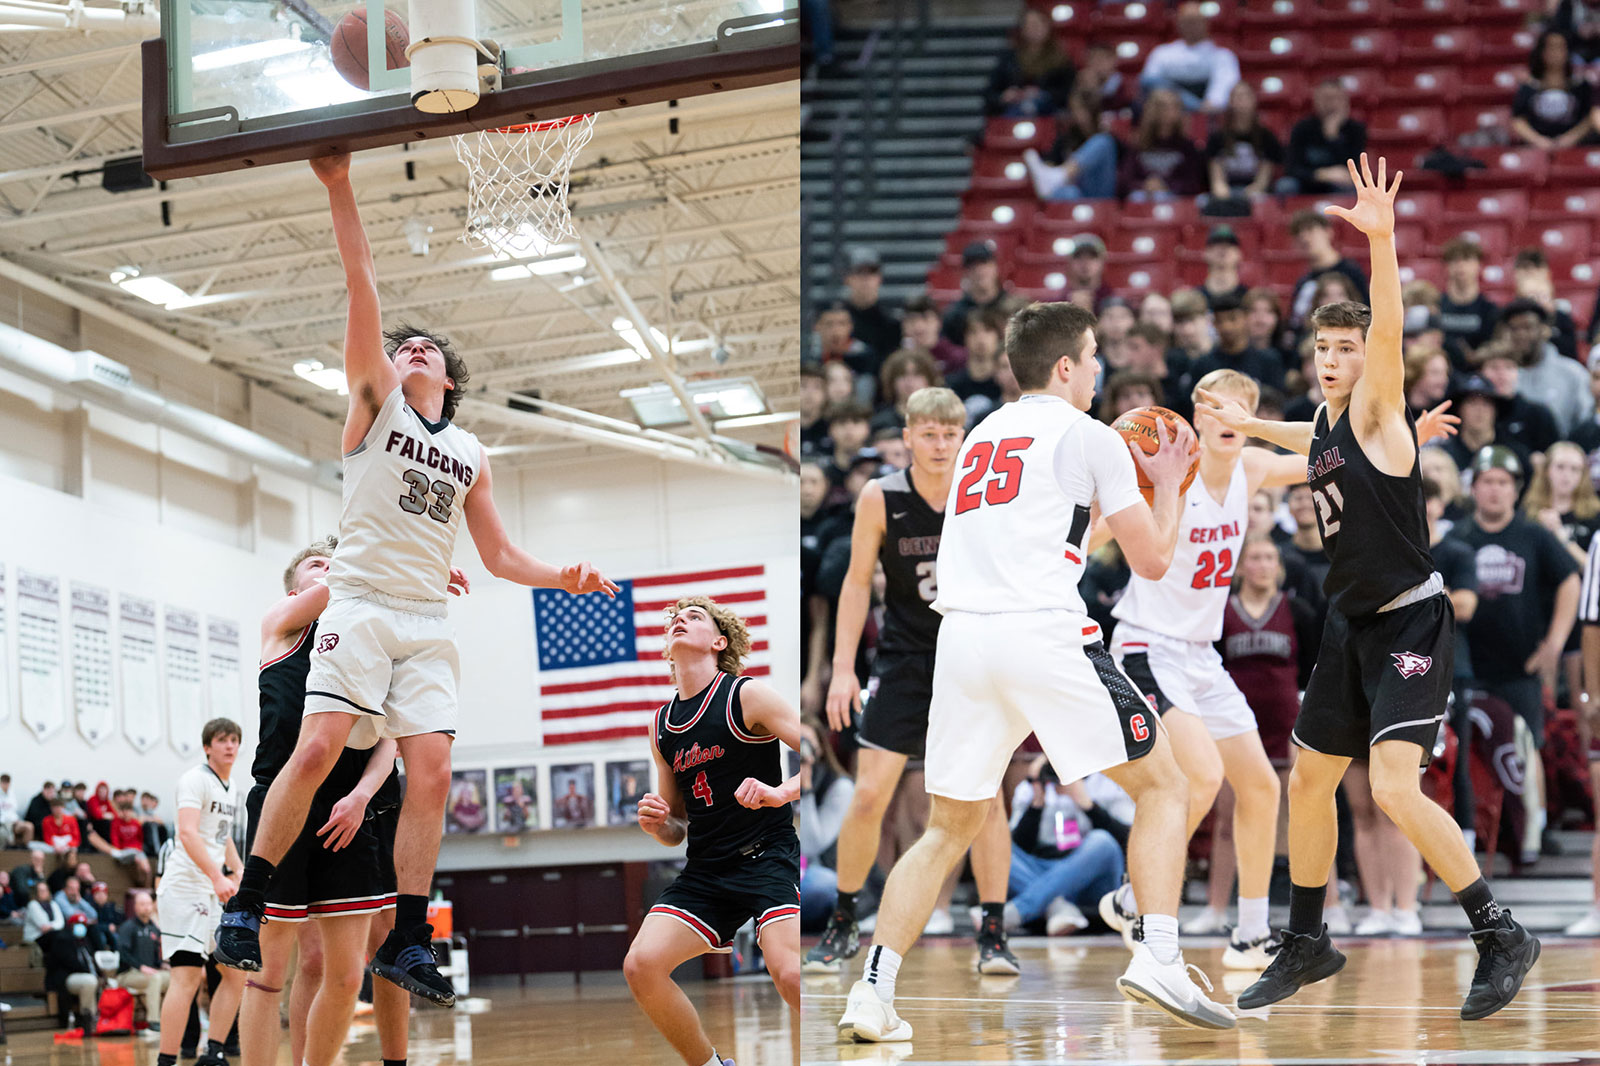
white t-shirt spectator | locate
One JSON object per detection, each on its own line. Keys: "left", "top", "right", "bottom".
{"left": 1140, "top": 39, "right": 1240, "bottom": 112}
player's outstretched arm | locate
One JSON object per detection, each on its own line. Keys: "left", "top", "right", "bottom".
{"left": 259, "top": 584, "right": 331, "bottom": 653}
{"left": 639, "top": 738, "right": 688, "bottom": 847}
{"left": 825, "top": 481, "right": 887, "bottom": 733}
{"left": 1195, "top": 387, "right": 1314, "bottom": 455}
{"left": 310, "top": 153, "right": 399, "bottom": 452}
{"left": 1326, "top": 154, "right": 1405, "bottom": 423}
{"left": 1242, "top": 447, "right": 1309, "bottom": 493}
{"left": 1104, "top": 418, "right": 1195, "bottom": 580}
{"left": 734, "top": 680, "right": 803, "bottom": 809}
{"left": 462, "top": 449, "right": 619, "bottom": 597}
{"left": 318, "top": 738, "right": 398, "bottom": 851}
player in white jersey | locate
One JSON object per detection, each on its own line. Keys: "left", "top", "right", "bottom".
{"left": 216, "top": 152, "right": 618, "bottom": 1006}
{"left": 839, "top": 302, "right": 1237, "bottom": 1042}
{"left": 156, "top": 718, "right": 245, "bottom": 1066}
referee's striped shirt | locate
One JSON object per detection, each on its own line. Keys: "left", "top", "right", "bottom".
{"left": 1581, "top": 534, "right": 1600, "bottom": 626}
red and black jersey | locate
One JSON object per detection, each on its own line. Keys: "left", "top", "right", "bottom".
{"left": 655, "top": 672, "right": 794, "bottom": 867}
{"left": 1221, "top": 591, "right": 1319, "bottom": 761}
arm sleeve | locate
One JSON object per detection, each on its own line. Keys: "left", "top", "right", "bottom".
{"left": 1011, "top": 803, "right": 1045, "bottom": 851}
{"left": 1203, "top": 46, "right": 1241, "bottom": 112}
{"left": 1061, "top": 422, "right": 1145, "bottom": 518}
{"left": 1580, "top": 534, "right": 1600, "bottom": 625}
{"left": 174, "top": 771, "right": 204, "bottom": 813}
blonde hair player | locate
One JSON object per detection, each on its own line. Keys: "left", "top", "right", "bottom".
{"left": 1095, "top": 371, "right": 1457, "bottom": 967}
{"left": 806, "top": 386, "right": 1022, "bottom": 977}
{"left": 629, "top": 597, "right": 802, "bottom": 1066}
{"left": 839, "top": 301, "right": 1238, "bottom": 1042}
{"left": 214, "top": 152, "right": 618, "bottom": 1007}
{"left": 1199, "top": 154, "right": 1541, "bottom": 1020}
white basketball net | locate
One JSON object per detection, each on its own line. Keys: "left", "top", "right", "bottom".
{"left": 453, "top": 114, "right": 597, "bottom": 257}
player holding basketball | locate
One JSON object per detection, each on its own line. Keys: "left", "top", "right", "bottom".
{"left": 1200, "top": 155, "right": 1540, "bottom": 1020}
{"left": 629, "top": 597, "right": 801, "bottom": 1066}
{"left": 805, "top": 386, "right": 1019, "bottom": 978}
{"left": 215, "top": 152, "right": 617, "bottom": 1006}
{"left": 839, "top": 302, "right": 1237, "bottom": 1040}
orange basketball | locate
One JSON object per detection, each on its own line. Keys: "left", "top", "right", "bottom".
{"left": 331, "top": 9, "right": 410, "bottom": 91}
{"left": 1112, "top": 406, "right": 1200, "bottom": 506}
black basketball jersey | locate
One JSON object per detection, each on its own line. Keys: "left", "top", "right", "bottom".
{"left": 877, "top": 468, "right": 943, "bottom": 653}
{"left": 1307, "top": 405, "right": 1436, "bottom": 617}
{"left": 655, "top": 672, "right": 794, "bottom": 867}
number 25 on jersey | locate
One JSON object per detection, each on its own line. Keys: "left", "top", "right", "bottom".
{"left": 955, "top": 437, "right": 1034, "bottom": 514}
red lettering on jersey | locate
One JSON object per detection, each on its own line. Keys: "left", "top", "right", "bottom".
{"left": 671, "top": 742, "right": 726, "bottom": 774}
{"left": 1129, "top": 712, "right": 1150, "bottom": 742}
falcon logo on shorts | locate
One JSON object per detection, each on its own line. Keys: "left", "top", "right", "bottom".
{"left": 316, "top": 633, "right": 340, "bottom": 653}
{"left": 1391, "top": 651, "right": 1432, "bottom": 679}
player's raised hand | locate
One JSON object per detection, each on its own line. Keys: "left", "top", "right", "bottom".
{"left": 1324, "top": 153, "right": 1401, "bottom": 238}
{"left": 735, "top": 777, "right": 789, "bottom": 809}
{"left": 317, "top": 792, "right": 370, "bottom": 851}
{"left": 1194, "top": 387, "right": 1252, "bottom": 433}
{"left": 1132, "top": 413, "right": 1197, "bottom": 490}
{"left": 1416, "top": 400, "right": 1460, "bottom": 445}
{"left": 309, "top": 152, "right": 351, "bottom": 187}
{"left": 636, "top": 792, "right": 671, "bottom": 832}
{"left": 824, "top": 671, "right": 861, "bottom": 733}
{"left": 447, "top": 567, "right": 471, "bottom": 597}
{"left": 561, "top": 562, "right": 621, "bottom": 598}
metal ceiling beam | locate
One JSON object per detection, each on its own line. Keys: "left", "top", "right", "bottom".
{"left": 0, "top": 255, "right": 213, "bottom": 362}
{"left": 0, "top": 99, "right": 137, "bottom": 138}
{"left": 0, "top": 41, "right": 137, "bottom": 80}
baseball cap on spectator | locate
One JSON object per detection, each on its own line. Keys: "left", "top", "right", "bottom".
{"left": 962, "top": 242, "right": 996, "bottom": 267}
{"left": 1070, "top": 234, "right": 1106, "bottom": 258}
{"left": 1206, "top": 225, "right": 1241, "bottom": 247}
{"left": 1451, "top": 374, "right": 1504, "bottom": 411}
{"left": 849, "top": 447, "right": 883, "bottom": 472}
{"left": 845, "top": 246, "right": 882, "bottom": 274}
{"left": 91, "top": 881, "right": 107, "bottom": 893}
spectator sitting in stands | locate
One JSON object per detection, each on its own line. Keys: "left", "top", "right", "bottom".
{"left": 61, "top": 782, "right": 87, "bottom": 822}
{"left": 1497, "top": 298, "right": 1593, "bottom": 435}
{"left": 1121, "top": 323, "right": 1184, "bottom": 404}
{"left": 25, "top": 780, "right": 56, "bottom": 840}
{"left": 1097, "top": 297, "right": 1136, "bottom": 348}
{"left": 801, "top": 363, "right": 827, "bottom": 455}
{"left": 1286, "top": 209, "right": 1370, "bottom": 330}
{"left": 105, "top": 799, "right": 152, "bottom": 886}
{"left": 821, "top": 402, "right": 873, "bottom": 491}
{"left": 947, "top": 307, "right": 1007, "bottom": 422}
{"left": 1167, "top": 288, "right": 1212, "bottom": 386}
{"left": 1512, "top": 29, "right": 1599, "bottom": 149}
{"left": 1481, "top": 344, "right": 1561, "bottom": 458}
{"left": 1002, "top": 759, "right": 1128, "bottom": 935}
{"left": 823, "top": 360, "right": 855, "bottom": 408}
{"left": 1099, "top": 370, "right": 1164, "bottom": 424}
{"left": 116, "top": 891, "right": 169, "bottom": 1034}
{"left": 1063, "top": 234, "right": 1113, "bottom": 311}
{"left": 24, "top": 880, "right": 64, "bottom": 957}
{"left": 55, "top": 875, "right": 108, "bottom": 952}
{"left": 1138, "top": 2, "right": 1239, "bottom": 113}
{"left": 86, "top": 782, "right": 113, "bottom": 840}
{"left": 1513, "top": 248, "right": 1581, "bottom": 360}
{"left": 1243, "top": 287, "right": 1292, "bottom": 373}
{"left": 939, "top": 243, "right": 1005, "bottom": 346}
{"left": 1405, "top": 346, "right": 1454, "bottom": 419}
{"left": 984, "top": 7, "right": 1074, "bottom": 117}
{"left": 1198, "top": 226, "right": 1248, "bottom": 310}
{"left": 138, "top": 791, "right": 169, "bottom": 859}
{"left": 0, "top": 773, "right": 18, "bottom": 838}
{"left": 1022, "top": 83, "right": 1120, "bottom": 201}
{"left": 40, "top": 798, "right": 80, "bottom": 870}
{"left": 871, "top": 426, "right": 910, "bottom": 470}
{"left": 842, "top": 246, "right": 901, "bottom": 360}
{"left": 1441, "top": 373, "right": 1534, "bottom": 474}
{"left": 811, "top": 301, "right": 878, "bottom": 392}
{"left": 1202, "top": 82, "right": 1281, "bottom": 209}
{"left": 1439, "top": 238, "right": 1499, "bottom": 369}
{"left": 1278, "top": 79, "right": 1366, "bottom": 196}
{"left": 0, "top": 870, "right": 16, "bottom": 923}
{"left": 1080, "top": 40, "right": 1131, "bottom": 111}
{"left": 871, "top": 348, "right": 943, "bottom": 434}
{"left": 89, "top": 880, "right": 122, "bottom": 934}
{"left": 1139, "top": 291, "right": 1173, "bottom": 334}
{"left": 901, "top": 292, "right": 966, "bottom": 374}
{"left": 797, "top": 718, "right": 853, "bottom": 932}
{"left": 45, "top": 913, "right": 100, "bottom": 1031}
{"left": 11, "top": 849, "right": 46, "bottom": 909}
{"left": 1116, "top": 88, "right": 1205, "bottom": 201}
{"left": 1188, "top": 291, "right": 1286, "bottom": 389}
{"left": 1549, "top": 0, "right": 1600, "bottom": 65}
{"left": 1525, "top": 440, "right": 1600, "bottom": 570}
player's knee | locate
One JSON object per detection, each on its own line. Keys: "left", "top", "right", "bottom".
{"left": 292, "top": 731, "right": 342, "bottom": 776}
{"left": 322, "top": 956, "right": 365, "bottom": 999}
{"left": 1189, "top": 762, "right": 1224, "bottom": 806}
{"left": 1237, "top": 766, "right": 1281, "bottom": 811}
{"left": 850, "top": 778, "right": 894, "bottom": 819}
{"left": 622, "top": 945, "right": 661, "bottom": 988}
{"left": 1368, "top": 771, "right": 1419, "bottom": 819}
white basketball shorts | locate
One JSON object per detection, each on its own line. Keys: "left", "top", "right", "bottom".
{"left": 304, "top": 590, "right": 460, "bottom": 740}
{"left": 925, "top": 610, "right": 1159, "bottom": 801}
{"left": 1112, "top": 622, "right": 1258, "bottom": 741}
{"left": 157, "top": 873, "right": 218, "bottom": 960}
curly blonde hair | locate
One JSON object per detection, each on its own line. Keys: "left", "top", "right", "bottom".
{"left": 663, "top": 596, "right": 751, "bottom": 676}
{"left": 282, "top": 535, "right": 337, "bottom": 594}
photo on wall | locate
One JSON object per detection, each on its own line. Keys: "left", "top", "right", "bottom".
{"left": 444, "top": 768, "right": 489, "bottom": 834}
{"left": 550, "top": 762, "right": 596, "bottom": 829}
{"left": 605, "top": 758, "right": 652, "bottom": 826}
{"left": 494, "top": 765, "right": 541, "bottom": 833}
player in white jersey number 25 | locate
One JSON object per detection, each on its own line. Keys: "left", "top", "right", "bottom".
{"left": 215, "top": 152, "right": 619, "bottom": 1008}
{"left": 839, "top": 302, "right": 1238, "bottom": 1042}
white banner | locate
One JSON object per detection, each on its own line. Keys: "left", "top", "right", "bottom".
{"left": 165, "top": 608, "right": 205, "bottom": 757}
{"left": 120, "top": 595, "right": 162, "bottom": 753}
{"left": 17, "top": 570, "right": 65, "bottom": 741}
{"left": 206, "top": 617, "right": 242, "bottom": 724}
{"left": 69, "top": 584, "right": 114, "bottom": 746}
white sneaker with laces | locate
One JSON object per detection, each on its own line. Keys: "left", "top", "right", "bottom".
{"left": 1046, "top": 898, "right": 1089, "bottom": 936}
{"left": 922, "top": 909, "right": 954, "bottom": 936}
{"left": 1181, "top": 906, "right": 1228, "bottom": 935}
{"left": 1324, "top": 905, "right": 1353, "bottom": 936}
{"left": 1115, "top": 943, "right": 1237, "bottom": 1030}
{"left": 1098, "top": 884, "right": 1138, "bottom": 951}
{"left": 1391, "top": 909, "right": 1423, "bottom": 936}
{"left": 1221, "top": 929, "right": 1279, "bottom": 970}
{"left": 838, "top": 979, "right": 913, "bottom": 1042}
{"left": 1564, "top": 906, "right": 1600, "bottom": 936}
{"left": 1354, "top": 909, "right": 1395, "bottom": 936}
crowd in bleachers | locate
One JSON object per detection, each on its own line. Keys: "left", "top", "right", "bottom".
{"left": 801, "top": 0, "right": 1600, "bottom": 938}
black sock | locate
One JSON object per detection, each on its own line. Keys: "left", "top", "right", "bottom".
{"left": 158, "top": 1056, "right": 177, "bottom": 1066}
{"left": 236, "top": 855, "right": 276, "bottom": 903}
{"left": 1288, "top": 882, "right": 1327, "bottom": 937}
{"left": 396, "top": 893, "right": 428, "bottom": 930}
{"left": 383, "top": 1059, "right": 406, "bottom": 1066}
{"left": 836, "top": 891, "right": 857, "bottom": 919}
{"left": 981, "top": 901, "right": 1005, "bottom": 926}
{"left": 206, "top": 1040, "right": 225, "bottom": 1057}
{"left": 1454, "top": 877, "right": 1503, "bottom": 931}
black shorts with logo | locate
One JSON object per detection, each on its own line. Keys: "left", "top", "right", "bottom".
{"left": 648, "top": 832, "right": 800, "bottom": 953}
{"left": 246, "top": 781, "right": 395, "bottom": 923}
{"left": 858, "top": 650, "right": 935, "bottom": 759}
{"left": 1295, "top": 593, "right": 1455, "bottom": 763}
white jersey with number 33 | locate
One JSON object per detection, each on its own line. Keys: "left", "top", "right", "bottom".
{"left": 329, "top": 386, "right": 482, "bottom": 604}
{"left": 932, "top": 394, "right": 1145, "bottom": 630}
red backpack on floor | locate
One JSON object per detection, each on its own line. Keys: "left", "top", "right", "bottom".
{"left": 95, "top": 986, "right": 135, "bottom": 1035}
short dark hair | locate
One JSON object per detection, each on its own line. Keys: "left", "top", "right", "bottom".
{"left": 1309, "top": 301, "right": 1373, "bottom": 334}
{"left": 880, "top": 347, "right": 944, "bottom": 400}
{"left": 902, "top": 292, "right": 939, "bottom": 317}
{"left": 1513, "top": 248, "right": 1548, "bottom": 271}
{"left": 1126, "top": 323, "right": 1170, "bottom": 347}
{"left": 1288, "top": 209, "right": 1330, "bottom": 236}
{"left": 965, "top": 306, "right": 1010, "bottom": 338}
{"left": 871, "top": 426, "right": 903, "bottom": 443}
{"left": 800, "top": 363, "right": 825, "bottom": 384}
{"left": 202, "top": 718, "right": 242, "bottom": 748}
{"left": 825, "top": 400, "right": 872, "bottom": 426}
{"left": 1440, "top": 237, "right": 1484, "bottom": 264}
{"left": 1005, "top": 302, "right": 1098, "bottom": 391}
{"left": 383, "top": 323, "right": 470, "bottom": 422}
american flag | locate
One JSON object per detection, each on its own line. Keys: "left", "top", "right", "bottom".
{"left": 533, "top": 564, "right": 770, "bottom": 745}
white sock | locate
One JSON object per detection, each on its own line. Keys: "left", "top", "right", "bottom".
{"left": 862, "top": 943, "right": 903, "bottom": 1004}
{"left": 1141, "top": 913, "right": 1180, "bottom": 965}
{"left": 700, "top": 1052, "right": 721, "bottom": 1066}
{"left": 1118, "top": 881, "right": 1138, "bottom": 915}
{"left": 1236, "top": 897, "right": 1270, "bottom": 942}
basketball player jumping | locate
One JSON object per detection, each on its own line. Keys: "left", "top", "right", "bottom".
{"left": 1199, "top": 155, "right": 1540, "bottom": 1019}
{"left": 839, "top": 302, "right": 1237, "bottom": 1041}
{"left": 629, "top": 597, "right": 801, "bottom": 1066}
{"left": 215, "top": 152, "right": 617, "bottom": 1005}
{"left": 805, "top": 386, "right": 1019, "bottom": 978}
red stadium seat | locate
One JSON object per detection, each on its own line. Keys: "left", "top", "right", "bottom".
{"left": 1467, "top": 147, "right": 1549, "bottom": 187}
{"left": 1553, "top": 261, "right": 1600, "bottom": 288}
{"left": 1393, "top": 190, "right": 1444, "bottom": 223}
{"left": 1396, "top": 27, "right": 1480, "bottom": 64}
{"left": 1102, "top": 260, "right": 1177, "bottom": 294}
{"left": 1177, "top": 258, "right": 1210, "bottom": 287}
{"left": 1557, "top": 285, "right": 1596, "bottom": 332}
{"left": 1549, "top": 146, "right": 1600, "bottom": 184}
{"left": 1038, "top": 199, "right": 1121, "bottom": 227}
{"left": 1398, "top": 258, "right": 1446, "bottom": 288}
{"left": 1385, "top": 67, "right": 1462, "bottom": 105}
{"left": 925, "top": 263, "right": 963, "bottom": 297}
{"left": 1439, "top": 220, "right": 1512, "bottom": 260}
{"left": 1464, "top": 0, "right": 1541, "bottom": 23}
{"left": 1237, "top": 0, "right": 1316, "bottom": 26}
{"left": 1315, "top": 28, "right": 1398, "bottom": 66}
{"left": 1530, "top": 221, "right": 1594, "bottom": 263}
{"left": 1042, "top": 1, "right": 1095, "bottom": 29}
{"left": 1020, "top": 224, "right": 1109, "bottom": 260}
{"left": 1314, "top": 0, "right": 1392, "bottom": 23}
{"left": 1117, "top": 199, "right": 1198, "bottom": 227}
{"left": 1366, "top": 105, "right": 1447, "bottom": 148}
{"left": 960, "top": 194, "right": 1039, "bottom": 229}
{"left": 1457, "top": 64, "right": 1525, "bottom": 104}
{"left": 1324, "top": 67, "right": 1387, "bottom": 107}
{"left": 1442, "top": 187, "right": 1529, "bottom": 223}
{"left": 982, "top": 116, "right": 1054, "bottom": 152}
{"left": 1531, "top": 187, "right": 1600, "bottom": 222}
{"left": 1107, "top": 34, "right": 1162, "bottom": 73}
{"left": 1340, "top": 220, "right": 1427, "bottom": 259}
{"left": 1235, "top": 29, "right": 1320, "bottom": 66}
{"left": 1103, "top": 229, "right": 1181, "bottom": 265}
{"left": 1446, "top": 104, "right": 1512, "bottom": 143}
{"left": 969, "top": 153, "right": 1033, "bottom": 196}
{"left": 1093, "top": 1, "right": 1171, "bottom": 34}
{"left": 945, "top": 224, "right": 1022, "bottom": 262}
{"left": 1388, "top": 0, "right": 1466, "bottom": 24}
{"left": 1477, "top": 25, "right": 1536, "bottom": 62}
{"left": 1008, "top": 264, "right": 1077, "bottom": 299}
{"left": 1254, "top": 70, "right": 1312, "bottom": 111}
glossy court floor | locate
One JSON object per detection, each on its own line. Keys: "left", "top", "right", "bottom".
{"left": 1, "top": 974, "right": 796, "bottom": 1066}
{"left": 802, "top": 936, "right": 1600, "bottom": 1065}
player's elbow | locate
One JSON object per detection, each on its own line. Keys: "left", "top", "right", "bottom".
{"left": 1126, "top": 550, "right": 1171, "bottom": 582}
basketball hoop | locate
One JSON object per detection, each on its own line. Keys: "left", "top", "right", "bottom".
{"left": 454, "top": 114, "right": 596, "bottom": 258}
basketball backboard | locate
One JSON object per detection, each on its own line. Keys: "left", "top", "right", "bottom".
{"left": 143, "top": 0, "right": 798, "bottom": 178}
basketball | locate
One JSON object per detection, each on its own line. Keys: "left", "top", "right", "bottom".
{"left": 330, "top": 9, "right": 409, "bottom": 90}
{"left": 1112, "top": 405, "right": 1200, "bottom": 505}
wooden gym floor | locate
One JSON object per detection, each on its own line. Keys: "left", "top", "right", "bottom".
{"left": 0, "top": 973, "right": 796, "bottom": 1066}
{"left": 802, "top": 936, "right": 1600, "bottom": 1065}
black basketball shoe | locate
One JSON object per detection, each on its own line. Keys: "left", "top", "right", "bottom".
{"left": 1235, "top": 926, "right": 1346, "bottom": 1009}
{"left": 371, "top": 923, "right": 456, "bottom": 1007}
{"left": 802, "top": 907, "right": 860, "bottom": 974}
{"left": 1461, "top": 911, "right": 1540, "bottom": 1021}
{"left": 212, "top": 899, "right": 263, "bottom": 972}
{"left": 975, "top": 915, "right": 1020, "bottom": 976}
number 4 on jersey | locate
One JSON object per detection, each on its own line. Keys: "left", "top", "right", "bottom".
{"left": 692, "top": 771, "right": 713, "bottom": 807}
